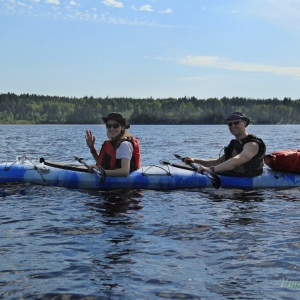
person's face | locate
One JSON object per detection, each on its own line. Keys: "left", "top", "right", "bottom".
{"left": 227, "top": 119, "right": 246, "bottom": 136}
{"left": 106, "top": 120, "right": 124, "bottom": 138}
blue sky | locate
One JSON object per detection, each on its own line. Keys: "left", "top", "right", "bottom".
{"left": 1, "top": 0, "right": 300, "bottom": 99}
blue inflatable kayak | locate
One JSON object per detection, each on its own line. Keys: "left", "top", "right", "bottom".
{"left": 0, "top": 155, "right": 300, "bottom": 190}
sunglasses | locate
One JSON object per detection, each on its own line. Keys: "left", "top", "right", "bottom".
{"left": 228, "top": 120, "right": 242, "bottom": 127}
{"left": 106, "top": 123, "right": 120, "bottom": 129}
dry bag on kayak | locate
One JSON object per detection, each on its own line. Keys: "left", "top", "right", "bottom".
{"left": 264, "top": 149, "right": 300, "bottom": 173}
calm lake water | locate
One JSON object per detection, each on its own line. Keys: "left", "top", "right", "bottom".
{"left": 1, "top": 124, "right": 300, "bottom": 300}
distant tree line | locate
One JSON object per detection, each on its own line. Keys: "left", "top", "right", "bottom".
{"left": 0, "top": 93, "right": 299, "bottom": 124}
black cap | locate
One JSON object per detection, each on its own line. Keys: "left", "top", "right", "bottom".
{"left": 102, "top": 112, "right": 130, "bottom": 129}
{"left": 226, "top": 111, "right": 250, "bottom": 127}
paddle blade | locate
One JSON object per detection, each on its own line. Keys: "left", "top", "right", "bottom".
{"left": 174, "top": 153, "right": 183, "bottom": 160}
{"left": 203, "top": 170, "right": 221, "bottom": 189}
{"left": 97, "top": 167, "right": 106, "bottom": 183}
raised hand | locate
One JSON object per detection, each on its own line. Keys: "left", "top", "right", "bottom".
{"left": 85, "top": 130, "right": 96, "bottom": 149}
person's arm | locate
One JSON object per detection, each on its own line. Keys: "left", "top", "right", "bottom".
{"left": 88, "top": 158, "right": 130, "bottom": 177}
{"left": 184, "top": 155, "right": 224, "bottom": 167}
{"left": 198, "top": 142, "right": 259, "bottom": 174}
{"left": 105, "top": 158, "right": 131, "bottom": 177}
{"left": 85, "top": 130, "right": 98, "bottom": 162}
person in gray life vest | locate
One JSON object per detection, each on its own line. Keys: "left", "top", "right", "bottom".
{"left": 184, "top": 112, "right": 266, "bottom": 177}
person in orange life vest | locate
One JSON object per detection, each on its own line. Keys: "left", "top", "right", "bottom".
{"left": 85, "top": 112, "right": 141, "bottom": 177}
{"left": 184, "top": 112, "right": 266, "bottom": 177}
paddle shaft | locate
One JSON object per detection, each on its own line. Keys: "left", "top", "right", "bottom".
{"left": 173, "top": 153, "right": 221, "bottom": 189}
{"left": 76, "top": 156, "right": 98, "bottom": 173}
{"left": 173, "top": 154, "right": 200, "bottom": 171}
{"left": 74, "top": 156, "right": 106, "bottom": 183}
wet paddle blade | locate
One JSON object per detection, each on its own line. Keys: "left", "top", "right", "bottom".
{"left": 202, "top": 170, "right": 221, "bottom": 189}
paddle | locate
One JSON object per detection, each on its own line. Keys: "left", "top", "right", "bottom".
{"left": 173, "top": 154, "right": 221, "bottom": 189}
{"left": 160, "top": 160, "right": 195, "bottom": 171}
{"left": 74, "top": 156, "right": 106, "bottom": 183}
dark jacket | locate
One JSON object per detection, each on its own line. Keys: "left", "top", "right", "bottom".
{"left": 221, "top": 134, "right": 266, "bottom": 177}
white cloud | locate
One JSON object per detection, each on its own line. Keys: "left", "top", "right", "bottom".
{"left": 45, "top": 0, "right": 60, "bottom": 5}
{"left": 0, "top": 0, "right": 177, "bottom": 27}
{"left": 179, "top": 55, "right": 300, "bottom": 78}
{"left": 102, "top": 0, "right": 123, "bottom": 8}
{"left": 139, "top": 5, "right": 153, "bottom": 12}
{"left": 131, "top": 5, "right": 153, "bottom": 12}
{"left": 160, "top": 8, "right": 172, "bottom": 14}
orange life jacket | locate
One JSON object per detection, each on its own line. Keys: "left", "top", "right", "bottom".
{"left": 97, "top": 137, "right": 141, "bottom": 171}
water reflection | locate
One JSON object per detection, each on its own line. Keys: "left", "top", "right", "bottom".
{"left": 274, "top": 188, "right": 300, "bottom": 202}
{"left": 83, "top": 189, "right": 144, "bottom": 297}
{"left": 199, "top": 189, "right": 266, "bottom": 227}
{"left": 0, "top": 182, "right": 29, "bottom": 197}
{"left": 85, "top": 189, "right": 143, "bottom": 217}
{"left": 203, "top": 188, "right": 265, "bottom": 202}
{"left": 20, "top": 293, "right": 99, "bottom": 300}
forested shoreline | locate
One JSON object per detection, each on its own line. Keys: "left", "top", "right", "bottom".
{"left": 0, "top": 93, "right": 299, "bottom": 124}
